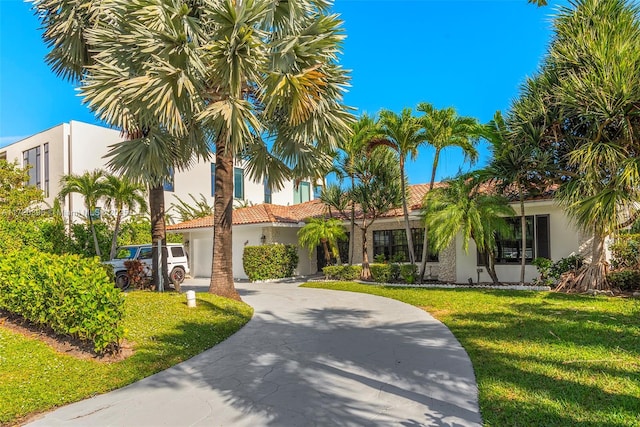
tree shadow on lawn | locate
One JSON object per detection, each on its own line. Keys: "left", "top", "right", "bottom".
{"left": 444, "top": 298, "right": 640, "bottom": 426}
{"left": 134, "top": 304, "right": 482, "bottom": 426}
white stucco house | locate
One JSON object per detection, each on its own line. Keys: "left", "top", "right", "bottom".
{"left": 168, "top": 184, "right": 591, "bottom": 283}
{"left": 0, "top": 121, "right": 321, "bottom": 224}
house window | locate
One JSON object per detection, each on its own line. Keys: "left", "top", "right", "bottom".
{"left": 479, "top": 215, "right": 550, "bottom": 265}
{"left": 294, "top": 181, "right": 310, "bottom": 204}
{"left": 44, "top": 143, "right": 49, "bottom": 197}
{"left": 313, "top": 184, "right": 323, "bottom": 199}
{"left": 234, "top": 167, "right": 244, "bottom": 199}
{"left": 264, "top": 177, "right": 272, "bottom": 204}
{"left": 210, "top": 163, "right": 216, "bottom": 197}
{"left": 23, "top": 146, "right": 41, "bottom": 188}
{"left": 373, "top": 228, "right": 437, "bottom": 262}
{"left": 163, "top": 169, "right": 174, "bottom": 192}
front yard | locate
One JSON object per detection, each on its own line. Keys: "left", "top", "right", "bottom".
{"left": 0, "top": 292, "right": 252, "bottom": 426}
{"left": 303, "top": 282, "right": 640, "bottom": 427}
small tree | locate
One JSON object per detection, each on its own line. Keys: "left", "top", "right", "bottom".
{"left": 297, "top": 217, "right": 347, "bottom": 267}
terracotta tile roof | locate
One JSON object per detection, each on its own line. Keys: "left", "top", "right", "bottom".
{"left": 167, "top": 182, "right": 554, "bottom": 231}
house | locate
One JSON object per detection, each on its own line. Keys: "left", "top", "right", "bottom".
{"left": 167, "top": 184, "right": 591, "bottom": 283}
{"left": 0, "top": 121, "right": 321, "bottom": 224}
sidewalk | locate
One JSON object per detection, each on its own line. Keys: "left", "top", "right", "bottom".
{"left": 28, "top": 280, "right": 482, "bottom": 426}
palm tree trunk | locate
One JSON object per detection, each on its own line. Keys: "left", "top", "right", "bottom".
{"left": 209, "top": 138, "right": 240, "bottom": 300}
{"left": 487, "top": 251, "right": 500, "bottom": 285}
{"left": 322, "top": 239, "right": 331, "bottom": 265}
{"left": 349, "top": 174, "right": 355, "bottom": 265}
{"left": 360, "top": 222, "right": 371, "bottom": 280}
{"left": 88, "top": 211, "right": 102, "bottom": 259}
{"left": 419, "top": 149, "right": 440, "bottom": 282}
{"left": 399, "top": 158, "right": 415, "bottom": 264}
{"left": 150, "top": 185, "right": 165, "bottom": 289}
{"left": 519, "top": 190, "right": 526, "bottom": 285}
{"left": 109, "top": 207, "right": 123, "bottom": 260}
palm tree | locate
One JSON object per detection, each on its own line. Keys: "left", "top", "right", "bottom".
{"left": 375, "top": 108, "right": 425, "bottom": 265}
{"left": 518, "top": 0, "right": 640, "bottom": 291}
{"left": 34, "top": 0, "right": 352, "bottom": 300}
{"left": 417, "top": 102, "right": 480, "bottom": 282}
{"left": 297, "top": 218, "right": 347, "bottom": 267}
{"left": 102, "top": 174, "right": 147, "bottom": 260}
{"left": 58, "top": 170, "right": 107, "bottom": 258}
{"left": 333, "top": 114, "right": 380, "bottom": 264}
{"left": 422, "top": 174, "right": 516, "bottom": 284}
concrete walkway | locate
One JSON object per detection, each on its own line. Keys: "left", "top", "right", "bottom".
{"left": 28, "top": 281, "right": 482, "bottom": 427}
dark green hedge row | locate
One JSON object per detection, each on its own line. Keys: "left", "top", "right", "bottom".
{"left": 323, "top": 265, "right": 362, "bottom": 280}
{"left": 0, "top": 249, "right": 125, "bottom": 353}
{"left": 370, "top": 263, "right": 419, "bottom": 284}
{"left": 243, "top": 244, "right": 299, "bottom": 281}
{"left": 607, "top": 269, "right": 640, "bottom": 291}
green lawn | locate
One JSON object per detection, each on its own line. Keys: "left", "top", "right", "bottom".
{"left": 303, "top": 282, "right": 640, "bottom": 427}
{"left": 0, "top": 291, "right": 252, "bottom": 425}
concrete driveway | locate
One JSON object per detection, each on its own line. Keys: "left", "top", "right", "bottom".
{"left": 28, "top": 280, "right": 482, "bottom": 426}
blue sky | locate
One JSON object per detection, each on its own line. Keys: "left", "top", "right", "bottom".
{"left": 0, "top": 0, "right": 565, "bottom": 184}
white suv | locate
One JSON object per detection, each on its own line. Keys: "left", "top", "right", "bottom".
{"left": 104, "top": 243, "right": 190, "bottom": 290}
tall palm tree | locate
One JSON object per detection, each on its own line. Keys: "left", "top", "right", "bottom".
{"left": 376, "top": 108, "right": 425, "bottom": 264}
{"left": 519, "top": 0, "right": 640, "bottom": 291}
{"left": 58, "top": 170, "right": 107, "bottom": 258}
{"left": 417, "top": 102, "right": 480, "bottom": 281}
{"left": 297, "top": 217, "right": 347, "bottom": 267}
{"left": 33, "top": 0, "right": 353, "bottom": 300}
{"left": 102, "top": 174, "right": 147, "bottom": 260}
{"left": 422, "top": 174, "right": 516, "bottom": 284}
{"left": 334, "top": 114, "right": 380, "bottom": 264}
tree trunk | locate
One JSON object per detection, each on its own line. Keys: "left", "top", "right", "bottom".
{"left": 109, "top": 207, "right": 123, "bottom": 260}
{"left": 487, "top": 253, "right": 500, "bottom": 285}
{"left": 399, "top": 158, "right": 415, "bottom": 264}
{"left": 349, "top": 174, "right": 355, "bottom": 265}
{"left": 88, "top": 208, "right": 102, "bottom": 259}
{"left": 150, "top": 184, "right": 165, "bottom": 290}
{"left": 360, "top": 224, "right": 371, "bottom": 280}
{"left": 419, "top": 148, "right": 440, "bottom": 282}
{"left": 519, "top": 190, "right": 526, "bottom": 285}
{"left": 209, "top": 140, "right": 241, "bottom": 300}
{"left": 557, "top": 229, "right": 609, "bottom": 292}
{"left": 322, "top": 238, "right": 331, "bottom": 265}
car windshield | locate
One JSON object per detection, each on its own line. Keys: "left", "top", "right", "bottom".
{"left": 114, "top": 247, "right": 137, "bottom": 260}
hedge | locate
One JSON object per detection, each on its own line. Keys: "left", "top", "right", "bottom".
{"left": 243, "top": 244, "right": 299, "bottom": 281}
{"left": 323, "top": 265, "right": 362, "bottom": 280}
{"left": 607, "top": 269, "right": 640, "bottom": 291}
{"left": 0, "top": 249, "right": 125, "bottom": 353}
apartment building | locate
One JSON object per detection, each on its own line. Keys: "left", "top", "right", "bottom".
{"left": 0, "top": 121, "right": 320, "bottom": 223}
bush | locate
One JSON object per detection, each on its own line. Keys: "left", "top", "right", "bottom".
{"left": 323, "top": 265, "right": 362, "bottom": 280}
{"left": 370, "top": 263, "right": 392, "bottom": 282}
{"left": 533, "top": 257, "right": 555, "bottom": 286}
{"left": 400, "top": 264, "right": 418, "bottom": 284}
{"left": 607, "top": 270, "right": 640, "bottom": 291}
{"left": 125, "top": 260, "right": 153, "bottom": 290}
{"left": 243, "top": 244, "right": 299, "bottom": 281}
{"left": 550, "top": 254, "right": 584, "bottom": 279}
{"left": 0, "top": 249, "right": 125, "bottom": 353}
{"left": 609, "top": 234, "right": 640, "bottom": 270}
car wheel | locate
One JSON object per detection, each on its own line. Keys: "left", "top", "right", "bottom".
{"left": 115, "top": 272, "right": 130, "bottom": 291}
{"left": 170, "top": 267, "right": 186, "bottom": 284}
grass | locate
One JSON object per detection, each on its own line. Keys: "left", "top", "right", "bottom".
{"left": 0, "top": 291, "right": 253, "bottom": 426}
{"left": 303, "top": 282, "right": 640, "bottom": 427}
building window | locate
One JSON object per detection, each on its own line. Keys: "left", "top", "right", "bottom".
{"left": 313, "top": 184, "right": 323, "bottom": 199}
{"left": 22, "top": 146, "right": 41, "bottom": 188}
{"left": 373, "top": 228, "right": 437, "bottom": 263}
{"left": 163, "top": 169, "right": 174, "bottom": 192}
{"left": 234, "top": 167, "right": 244, "bottom": 199}
{"left": 294, "top": 181, "right": 310, "bottom": 204}
{"left": 210, "top": 163, "right": 216, "bottom": 197}
{"left": 264, "top": 177, "right": 272, "bottom": 204}
{"left": 479, "top": 215, "right": 550, "bottom": 265}
{"left": 44, "top": 143, "right": 49, "bottom": 197}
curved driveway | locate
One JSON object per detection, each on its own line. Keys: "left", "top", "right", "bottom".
{"left": 29, "top": 281, "right": 482, "bottom": 427}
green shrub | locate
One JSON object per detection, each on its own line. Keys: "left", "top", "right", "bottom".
{"left": 0, "top": 249, "right": 125, "bottom": 353}
{"left": 243, "top": 244, "right": 299, "bottom": 281}
{"left": 533, "top": 257, "right": 555, "bottom": 285}
{"left": 550, "top": 254, "right": 584, "bottom": 279}
{"left": 125, "top": 260, "right": 153, "bottom": 290}
{"left": 607, "top": 269, "right": 640, "bottom": 291}
{"left": 370, "top": 263, "right": 393, "bottom": 283}
{"left": 609, "top": 234, "right": 640, "bottom": 270}
{"left": 373, "top": 254, "right": 386, "bottom": 263}
{"left": 323, "top": 265, "right": 362, "bottom": 280}
{"left": 400, "top": 264, "right": 418, "bottom": 284}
